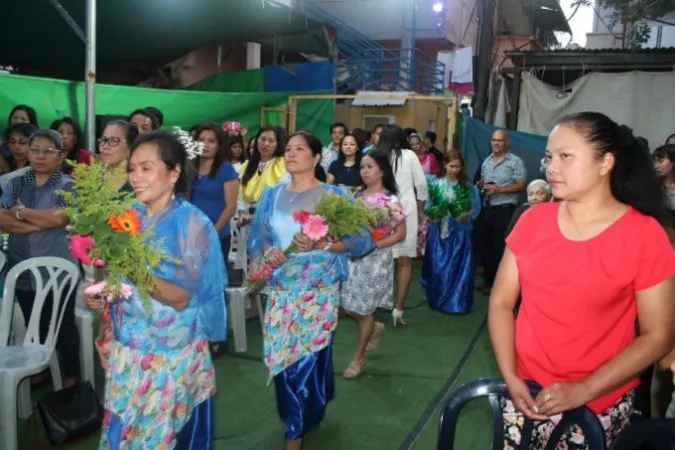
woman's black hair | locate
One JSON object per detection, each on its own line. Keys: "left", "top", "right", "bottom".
{"left": 193, "top": 123, "right": 229, "bottom": 179}
{"left": 50, "top": 117, "right": 83, "bottom": 159}
{"left": 8, "top": 104, "right": 39, "bottom": 127}
{"left": 653, "top": 144, "right": 675, "bottom": 179}
{"left": 127, "top": 108, "right": 159, "bottom": 130}
{"left": 288, "top": 131, "right": 327, "bottom": 182}
{"left": 7, "top": 122, "right": 37, "bottom": 140}
{"left": 241, "top": 126, "right": 286, "bottom": 187}
{"left": 360, "top": 149, "right": 399, "bottom": 195}
{"left": 665, "top": 133, "right": 675, "bottom": 145}
{"left": 376, "top": 124, "right": 408, "bottom": 172}
{"left": 103, "top": 120, "right": 140, "bottom": 148}
{"left": 336, "top": 133, "right": 364, "bottom": 167}
{"left": 129, "top": 130, "right": 190, "bottom": 195}
{"left": 228, "top": 134, "right": 247, "bottom": 163}
{"left": 144, "top": 106, "right": 164, "bottom": 127}
{"left": 557, "top": 112, "right": 666, "bottom": 222}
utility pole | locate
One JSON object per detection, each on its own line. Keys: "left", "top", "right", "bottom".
{"left": 473, "top": 0, "right": 495, "bottom": 119}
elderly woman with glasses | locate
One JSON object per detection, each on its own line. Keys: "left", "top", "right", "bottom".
{"left": 0, "top": 128, "right": 80, "bottom": 387}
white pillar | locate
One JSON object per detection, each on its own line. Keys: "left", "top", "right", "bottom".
{"left": 85, "top": 0, "right": 97, "bottom": 150}
{"left": 246, "top": 43, "right": 261, "bottom": 70}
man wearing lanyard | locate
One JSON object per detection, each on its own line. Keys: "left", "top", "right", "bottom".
{"left": 477, "top": 129, "right": 526, "bottom": 295}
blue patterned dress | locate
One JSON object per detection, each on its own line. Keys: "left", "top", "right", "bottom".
{"left": 248, "top": 183, "right": 374, "bottom": 440}
{"left": 100, "top": 196, "right": 227, "bottom": 449}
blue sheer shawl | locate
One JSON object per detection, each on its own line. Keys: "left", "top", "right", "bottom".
{"left": 114, "top": 196, "right": 227, "bottom": 350}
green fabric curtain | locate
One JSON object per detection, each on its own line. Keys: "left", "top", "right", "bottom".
{"left": 184, "top": 69, "right": 265, "bottom": 93}
{"left": 0, "top": 74, "right": 334, "bottom": 143}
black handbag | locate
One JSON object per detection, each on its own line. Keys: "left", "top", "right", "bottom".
{"left": 36, "top": 381, "right": 104, "bottom": 445}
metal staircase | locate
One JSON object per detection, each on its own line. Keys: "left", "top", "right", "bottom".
{"left": 298, "top": 0, "right": 445, "bottom": 95}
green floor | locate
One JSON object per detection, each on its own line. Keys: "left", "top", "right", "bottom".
{"left": 19, "top": 274, "right": 500, "bottom": 450}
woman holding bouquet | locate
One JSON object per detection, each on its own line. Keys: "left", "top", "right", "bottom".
{"left": 248, "top": 131, "right": 374, "bottom": 450}
{"left": 421, "top": 151, "right": 481, "bottom": 314}
{"left": 341, "top": 150, "right": 406, "bottom": 379}
{"left": 84, "top": 131, "right": 227, "bottom": 449}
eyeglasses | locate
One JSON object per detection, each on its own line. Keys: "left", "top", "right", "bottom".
{"left": 98, "top": 137, "right": 124, "bottom": 147}
{"left": 28, "top": 147, "right": 62, "bottom": 157}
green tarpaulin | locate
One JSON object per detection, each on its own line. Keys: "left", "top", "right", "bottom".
{"left": 184, "top": 69, "right": 266, "bottom": 93}
{"left": 0, "top": 74, "right": 334, "bottom": 143}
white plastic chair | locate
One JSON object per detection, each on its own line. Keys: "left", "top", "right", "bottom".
{"left": 74, "top": 264, "right": 96, "bottom": 391}
{"left": 0, "top": 256, "right": 79, "bottom": 450}
{"left": 226, "top": 221, "right": 249, "bottom": 352}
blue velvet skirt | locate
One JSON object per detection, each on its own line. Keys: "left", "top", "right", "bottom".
{"left": 105, "top": 397, "right": 214, "bottom": 449}
{"left": 274, "top": 343, "right": 335, "bottom": 440}
{"left": 421, "top": 222, "right": 475, "bottom": 314}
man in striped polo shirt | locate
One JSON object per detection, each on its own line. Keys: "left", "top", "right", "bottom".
{"left": 477, "top": 129, "right": 527, "bottom": 294}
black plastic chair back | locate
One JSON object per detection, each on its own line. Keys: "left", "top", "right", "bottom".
{"left": 610, "top": 418, "right": 675, "bottom": 450}
{"left": 437, "top": 377, "right": 606, "bottom": 450}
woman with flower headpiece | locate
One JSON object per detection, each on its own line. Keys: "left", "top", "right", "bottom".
{"left": 248, "top": 131, "right": 374, "bottom": 450}
{"left": 84, "top": 130, "right": 227, "bottom": 448}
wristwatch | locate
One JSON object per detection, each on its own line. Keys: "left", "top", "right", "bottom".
{"left": 15, "top": 205, "right": 25, "bottom": 221}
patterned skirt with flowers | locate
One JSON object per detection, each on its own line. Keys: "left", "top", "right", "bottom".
{"left": 99, "top": 338, "right": 216, "bottom": 449}
{"left": 501, "top": 390, "right": 634, "bottom": 449}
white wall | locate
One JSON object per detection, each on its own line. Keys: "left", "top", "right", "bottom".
{"left": 587, "top": 4, "right": 675, "bottom": 49}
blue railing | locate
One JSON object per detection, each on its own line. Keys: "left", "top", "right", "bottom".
{"left": 299, "top": 0, "right": 445, "bottom": 94}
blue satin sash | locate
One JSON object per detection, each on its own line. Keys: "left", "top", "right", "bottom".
{"left": 421, "top": 223, "right": 475, "bottom": 314}
{"left": 274, "top": 343, "right": 335, "bottom": 440}
{"left": 105, "top": 397, "right": 214, "bottom": 449}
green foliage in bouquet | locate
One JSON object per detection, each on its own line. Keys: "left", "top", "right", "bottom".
{"left": 313, "top": 192, "right": 383, "bottom": 238}
{"left": 448, "top": 183, "right": 473, "bottom": 219}
{"left": 424, "top": 182, "right": 450, "bottom": 219}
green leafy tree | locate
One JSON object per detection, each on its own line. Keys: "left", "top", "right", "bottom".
{"left": 575, "top": 0, "right": 675, "bottom": 48}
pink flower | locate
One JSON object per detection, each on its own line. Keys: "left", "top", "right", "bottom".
{"left": 83, "top": 281, "right": 133, "bottom": 302}
{"left": 301, "top": 215, "right": 328, "bottom": 241}
{"left": 70, "top": 234, "right": 94, "bottom": 264}
{"left": 292, "top": 210, "right": 312, "bottom": 224}
{"left": 93, "top": 259, "right": 106, "bottom": 267}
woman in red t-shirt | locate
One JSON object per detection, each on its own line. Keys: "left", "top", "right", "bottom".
{"left": 488, "top": 112, "right": 675, "bottom": 448}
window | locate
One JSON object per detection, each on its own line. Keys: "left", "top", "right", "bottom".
{"left": 362, "top": 115, "right": 395, "bottom": 131}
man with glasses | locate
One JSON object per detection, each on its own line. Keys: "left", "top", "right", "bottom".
{"left": 0, "top": 129, "right": 80, "bottom": 387}
{"left": 476, "top": 129, "right": 527, "bottom": 295}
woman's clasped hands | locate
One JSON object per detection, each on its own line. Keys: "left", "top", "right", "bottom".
{"left": 505, "top": 375, "right": 593, "bottom": 421}
{"left": 83, "top": 282, "right": 105, "bottom": 312}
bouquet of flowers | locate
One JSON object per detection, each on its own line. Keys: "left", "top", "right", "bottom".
{"left": 362, "top": 193, "right": 406, "bottom": 241}
{"left": 58, "top": 160, "right": 175, "bottom": 317}
{"left": 246, "top": 192, "right": 380, "bottom": 293}
{"left": 424, "top": 182, "right": 473, "bottom": 220}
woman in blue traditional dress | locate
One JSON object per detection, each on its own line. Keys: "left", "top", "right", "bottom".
{"left": 421, "top": 151, "right": 481, "bottom": 314}
{"left": 84, "top": 131, "right": 227, "bottom": 449}
{"left": 248, "top": 131, "right": 374, "bottom": 450}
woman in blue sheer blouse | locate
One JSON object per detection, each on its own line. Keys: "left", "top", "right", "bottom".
{"left": 248, "top": 131, "right": 374, "bottom": 450}
{"left": 421, "top": 151, "right": 481, "bottom": 314}
{"left": 84, "top": 131, "right": 227, "bottom": 449}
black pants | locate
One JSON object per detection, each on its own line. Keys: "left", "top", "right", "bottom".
{"left": 220, "top": 235, "right": 232, "bottom": 262}
{"left": 480, "top": 204, "right": 517, "bottom": 287}
{"left": 16, "top": 285, "right": 80, "bottom": 379}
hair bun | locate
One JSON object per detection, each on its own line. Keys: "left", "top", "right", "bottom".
{"left": 617, "top": 125, "right": 636, "bottom": 149}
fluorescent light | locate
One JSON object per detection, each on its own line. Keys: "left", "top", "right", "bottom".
{"left": 432, "top": 2, "right": 443, "bottom": 12}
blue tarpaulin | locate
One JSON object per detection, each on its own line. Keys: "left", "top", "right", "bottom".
{"left": 264, "top": 61, "right": 335, "bottom": 92}
{"left": 461, "top": 117, "right": 548, "bottom": 184}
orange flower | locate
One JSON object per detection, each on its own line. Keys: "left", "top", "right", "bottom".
{"left": 108, "top": 209, "right": 141, "bottom": 235}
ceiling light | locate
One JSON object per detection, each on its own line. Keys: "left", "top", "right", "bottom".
{"left": 432, "top": 2, "right": 444, "bottom": 13}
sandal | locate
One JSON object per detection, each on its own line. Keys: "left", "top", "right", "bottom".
{"left": 342, "top": 359, "right": 365, "bottom": 379}
{"left": 366, "top": 322, "right": 385, "bottom": 351}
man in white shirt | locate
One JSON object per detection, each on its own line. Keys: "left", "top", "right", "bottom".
{"left": 321, "top": 122, "right": 347, "bottom": 171}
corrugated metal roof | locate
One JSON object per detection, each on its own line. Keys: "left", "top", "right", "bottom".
{"left": 508, "top": 46, "right": 675, "bottom": 55}
{"left": 351, "top": 91, "right": 412, "bottom": 107}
